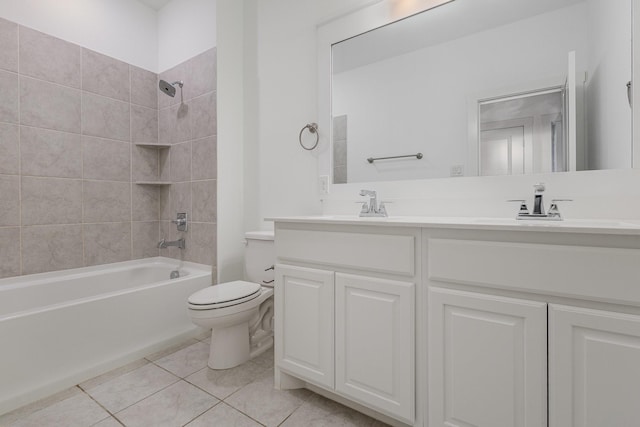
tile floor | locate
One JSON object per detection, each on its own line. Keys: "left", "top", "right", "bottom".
{"left": 0, "top": 334, "right": 390, "bottom": 427}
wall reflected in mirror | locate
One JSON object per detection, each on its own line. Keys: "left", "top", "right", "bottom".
{"left": 331, "top": 0, "right": 632, "bottom": 184}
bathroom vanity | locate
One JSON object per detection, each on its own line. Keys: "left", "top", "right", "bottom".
{"left": 271, "top": 216, "right": 640, "bottom": 427}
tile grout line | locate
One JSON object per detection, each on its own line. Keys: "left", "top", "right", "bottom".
{"left": 17, "top": 24, "right": 23, "bottom": 277}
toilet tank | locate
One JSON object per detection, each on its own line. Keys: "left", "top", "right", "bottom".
{"left": 244, "top": 231, "right": 275, "bottom": 286}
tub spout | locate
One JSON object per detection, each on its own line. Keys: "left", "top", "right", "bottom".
{"left": 158, "top": 238, "right": 186, "bottom": 250}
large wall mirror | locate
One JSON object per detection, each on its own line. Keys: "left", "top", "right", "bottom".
{"left": 319, "top": 0, "right": 636, "bottom": 185}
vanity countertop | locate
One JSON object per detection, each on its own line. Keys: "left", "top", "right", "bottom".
{"left": 267, "top": 216, "right": 640, "bottom": 236}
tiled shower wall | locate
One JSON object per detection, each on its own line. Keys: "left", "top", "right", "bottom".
{"left": 0, "top": 17, "right": 217, "bottom": 279}
{"left": 157, "top": 49, "right": 218, "bottom": 273}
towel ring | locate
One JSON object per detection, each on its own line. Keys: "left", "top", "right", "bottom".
{"left": 299, "top": 123, "right": 319, "bottom": 151}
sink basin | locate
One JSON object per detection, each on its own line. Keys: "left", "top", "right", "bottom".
{"left": 472, "top": 218, "right": 640, "bottom": 228}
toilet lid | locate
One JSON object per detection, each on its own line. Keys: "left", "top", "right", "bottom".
{"left": 188, "top": 281, "right": 261, "bottom": 309}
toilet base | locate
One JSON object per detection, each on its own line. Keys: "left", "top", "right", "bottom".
{"left": 208, "top": 322, "right": 251, "bottom": 369}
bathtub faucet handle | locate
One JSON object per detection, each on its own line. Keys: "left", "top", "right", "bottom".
{"left": 171, "top": 213, "right": 188, "bottom": 232}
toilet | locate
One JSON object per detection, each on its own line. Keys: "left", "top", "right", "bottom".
{"left": 188, "top": 231, "right": 275, "bottom": 370}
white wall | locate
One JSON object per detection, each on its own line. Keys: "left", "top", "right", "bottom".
{"left": 0, "top": 0, "right": 158, "bottom": 71}
{"left": 586, "top": 0, "right": 633, "bottom": 170}
{"left": 158, "top": 0, "right": 217, "bottom": 72}
{"left": 247, "top": 0, "right": 640, "bottom": 225}
{"left": 333, "top": 4, "right": 588, "bottom": 182}
{"left": 251, "top": 0, "right": 381, "bottom": 226}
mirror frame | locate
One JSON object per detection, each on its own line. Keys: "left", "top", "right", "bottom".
{"left": 317, "top": 0, "right": 640, "bottom": 186}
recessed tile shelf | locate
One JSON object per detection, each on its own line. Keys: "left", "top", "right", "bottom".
{"left": 135, "top": 181, "right": 172, "bottom": 186}
{"left": 134, "top": 143, "right": 172, "bottom": 149}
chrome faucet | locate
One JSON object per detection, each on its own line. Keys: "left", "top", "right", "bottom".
{"left": 358, "top": 189, "right": 388, "bottom": 217}
{"left": 509, "top": 183, "right": 571, "bottom": 221}
{"left": 158, "top": 238, "right": 186, "bottom": 249}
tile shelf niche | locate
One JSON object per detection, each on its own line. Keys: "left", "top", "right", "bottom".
{"left": 135, "top": 181, "right": 172, "bottom": 186}
{"left": 134, "top": 143, "right": 172, "bottom": 149}
{"left": 134, "top": 143, "right": 171, "bottom": 185}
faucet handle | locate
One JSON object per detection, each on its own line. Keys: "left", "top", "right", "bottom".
{"left": 533, "top": 183, "right": 545, "bottom": 193}
{"left": 355, "top": 201, "right": 370, "bottom": 214}
{"left": 547, "top": 199, "right": 572, "bottom": 219}
{"left": 507, "top": 199, "right": 530, "bottom": 215}
{"left": 378, "top": 201, "right": 392, "bottom": 217}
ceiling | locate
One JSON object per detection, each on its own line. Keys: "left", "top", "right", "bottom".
{"left": 137, "top": 0, "right": 173, "bottom": 11}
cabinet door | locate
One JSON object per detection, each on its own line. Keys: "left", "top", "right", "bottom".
{"left": 550, "top": 304, "right": 640, "bottom": 427}
{"left": 335, "top": 273, "right": 415, "bottom": 423}
{"left": 429, "top": 287, "right": 547, "bottom": 427}
{"left": 275, "top": 264, "right": 334, "bottom": 388}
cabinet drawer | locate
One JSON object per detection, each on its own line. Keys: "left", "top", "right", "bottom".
{"left": 276, "top": 229, "right": 415, "bottom": 276}
{"left": 428, "top": 238, "right": 640, "bottom": 305}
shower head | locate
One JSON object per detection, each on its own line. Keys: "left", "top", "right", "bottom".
{"left": 158, "top": 80, "right": 184, "bottom": 98}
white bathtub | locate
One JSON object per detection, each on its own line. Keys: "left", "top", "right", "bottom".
{"left": 0, "top": 257, "right": 211, "bottom": 415}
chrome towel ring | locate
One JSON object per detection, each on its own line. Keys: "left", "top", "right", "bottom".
{"left": 299, "top": 123, "right": 319, "bottom": 151}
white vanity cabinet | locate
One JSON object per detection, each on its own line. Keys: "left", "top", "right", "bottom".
{"left": 426, "top": 228, "right": 640, "bottom": 427}
{"left": 428, "top": 287, "right": 547, "bottom": 427}
{"left": 274, "top": 224, "right": 420, "bottom": 425}
{"left": 275, "top": 265, "right": 335, "bottom": 388}
{"left": 549, "top": 305, "right": 640, "bottom": 427}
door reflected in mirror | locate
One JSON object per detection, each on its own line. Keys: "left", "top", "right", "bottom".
{"left": 331, "top": 0, "right": 633, "bottom": 184}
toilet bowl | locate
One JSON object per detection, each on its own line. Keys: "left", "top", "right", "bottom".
{"left": 188, "top": 231, "right": 275, "bottom": 370}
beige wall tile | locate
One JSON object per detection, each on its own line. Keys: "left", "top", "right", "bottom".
{"left": 132, "top": 105, "right": 158, "bottom": 144}
{"left": 184, "top": 222, "right": 216, "bottom": 266}
{"left": 21, "top": 76, "right": 81, "bottom": 133}
{"left": 21, "top": 127, "right": 82, "bottom": 178}
{"left": 0, "top": 70, "right": 19, "bottom": 123}
{"left": 82, "top": 93, "right": 130, "bottom": 141}
{"left": 22, "top": 225, "right": 83, "bottom": 274}
{"left": 132, "top": 221, "right": 160, "bottom": 259}
{"left": 192, "top": 136, "right": 217, "bottom": 181}
{"left": 132, "top": 184, "right": 159, "bottom": 221}
{"left": 159, "top": 186, "right": 172, "bottom": 221}
{"left": 82, "top": 49, "right": 130, "bottom": 102}
{"left": 170, "top": 142, "right": 191, "bottom": 182}
{"left": 0, "top": 175, "right": 19, "bottom": 226}
{"left": 0, "top": 227, "right": 20, "bottom": 278}
{"left": 171, "top": 182, "right": 192, "bottom": 219}
{"left": 19, "top": 26, "right": 81, "bottom": 88}
{"left": 83, "top": 223, "right": 131, "bottom": 266}
{"left": 191, "top": 92, "right": 217, "bottom": 139}
{"left": 131, "top": 65, "right": 158, "bottom": 109}
{"left": 186, "top": 48, "right": 216, "bottom": 100}
{"left": 132, "top": 146, "right": 159, "bottom": 182}
{"left": 83, "top": 136, "right": 131, "bottom": 182}
{"left": 192, "top": 180, "right": 216, "bottom": 223}
{"left": 0, "top": 123, "right": 19, "bottom": 175}
{"left": 83, "top": 180, "right": 132, "bottom": 223}
{"left": 159, "top": 103, "right": 191, "bottom": 144}
{"left": 0, "top": 18, "right": 18, "bottom": 73}
{"left": 21, "top": 177, "right": 82, "bottom": 225}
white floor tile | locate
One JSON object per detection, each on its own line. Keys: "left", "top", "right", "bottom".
{"left": 153, "top": 341, "right": 210, "bottom": 378}
{"left": 225, "top": 369, "right": 311, "bottom": 427}
{"left": 281, "top": 393, "right": 390, "bottom": 427}
{"left": 9, "top": 392, "right": 109, "bottom": 427}
{"left": 185, "top": 361, "right": 267, "bottom": 400}
{"left": 116, "top": 381, "right": 218, "bottom": 427}
{"left": 84, "top": 363, "right": 179, "bottom": 413}
{"left": 186, "top": 403, "right": 261, "bottom": 427}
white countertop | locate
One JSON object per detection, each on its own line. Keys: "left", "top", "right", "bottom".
{"left": 267, "top": 215, "right": 640, "bottom": 236}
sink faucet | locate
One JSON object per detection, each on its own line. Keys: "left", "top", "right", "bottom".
{"left": 509, "top": 183, "right": 571, "bottom": 221}
{"left": 158, "top": 238, "right": 186, "bottom": 249}
{"left": 532, "top": 183, "right": 545, "bottom": 215}
{"left": 358, "top": 189, "right": 388, "bottom": 217}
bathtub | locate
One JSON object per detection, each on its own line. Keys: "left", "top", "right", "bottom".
{"left": 0, "top": 257, "right": 211, "bottom": 415}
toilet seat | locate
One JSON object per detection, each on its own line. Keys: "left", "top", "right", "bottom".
{"left": 188, "top": 281, "right": 262, "bottom": 310}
